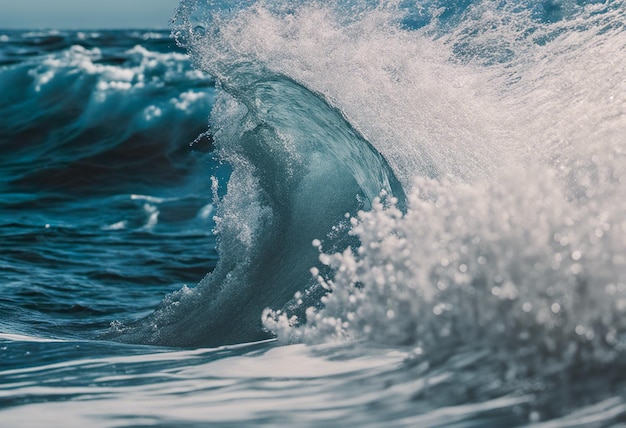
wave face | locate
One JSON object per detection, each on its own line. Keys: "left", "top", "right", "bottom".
{"left": 106, "top": 39, "right": 406, "bottom": 346}
{"left": 116, "top": 0, "right": 624, "bottom": 391}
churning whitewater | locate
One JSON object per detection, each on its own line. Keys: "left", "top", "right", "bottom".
{"left": 1, "top": 0, "right": 626, "bottom": 426}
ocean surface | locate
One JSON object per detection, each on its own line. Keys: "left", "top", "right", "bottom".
{"left": 1, "top": 0, "right": 626, "bottom": 426}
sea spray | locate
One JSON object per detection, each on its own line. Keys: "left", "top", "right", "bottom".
{"left": 265, "top": 168, "right": 626, "bottom": 363}
{"left": 101, "top": 0, "right": 626, "bottom": 349}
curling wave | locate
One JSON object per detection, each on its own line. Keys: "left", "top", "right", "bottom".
{"left": 107, "top": 0, "right": 626, "bottom": 374}
{"left": 104, "top": 61, "right": 405, "bottom": 346}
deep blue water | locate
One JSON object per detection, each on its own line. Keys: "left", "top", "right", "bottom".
{"left": 0, "top": 29, "right": 220, "bottom": 341}
{"left": 2, "top": 0, "right": 626, "bottom": 426}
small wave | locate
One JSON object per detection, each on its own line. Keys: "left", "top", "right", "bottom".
{"left": 130, "top": 194, "right": 171, "bottom": 204}
{"left": 0, "top": 333, "right": 64, "bottom": 343}
{"left": 102, "top": 220, "right": 128, "bottom": 231}
{"left": 0, "top": 34, "right": 215, "bottom": 194}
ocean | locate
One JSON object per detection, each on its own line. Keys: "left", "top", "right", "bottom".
{"left": 1, "top": 0, "right": 625, "bottom": 426}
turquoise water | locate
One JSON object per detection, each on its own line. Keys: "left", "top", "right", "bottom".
{"left": 2, "top": 0, "right": 626, "bottom": 425}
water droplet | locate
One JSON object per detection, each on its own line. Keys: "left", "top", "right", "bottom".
{"left": 529, "top": 411, "right": 541, "bottom": 423}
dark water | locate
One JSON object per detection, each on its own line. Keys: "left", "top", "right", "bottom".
{"left": 2, "top": 0, "right": 626, "bottom": 425}
{"left": 0, "top": 29, "right": 219, "bottom": 339}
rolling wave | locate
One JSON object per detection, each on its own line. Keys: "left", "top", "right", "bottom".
{"left": 109, "top": 0, "right": 626, "bottom": 390}
{"left": 105, "top": 67, "right": 405, "bottom": 346}
{"left": 0, "top": 31, "right": 215, "bottom": 194}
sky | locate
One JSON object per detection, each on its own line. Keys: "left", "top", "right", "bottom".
{"left": 0, "top": 0, "right": 181, "bottom": 29}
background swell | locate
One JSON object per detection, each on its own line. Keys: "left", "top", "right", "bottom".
{"left": 0, "top": 30, "right": 221, "bottom": 337}
{"left": 0, "top": 30, "right": 215, "bottom": 194}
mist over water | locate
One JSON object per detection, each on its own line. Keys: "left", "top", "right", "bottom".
{"left": 1, "top": 0, "right": 626, "bottom": 425}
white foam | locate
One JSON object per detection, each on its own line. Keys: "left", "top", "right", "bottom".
{"left": 130, "top": 194, "right": 167, "bottom": 204}
{"left": 0, "top": 333, "right": 64, "bottom": 343}
{"left": 142, "top": 204, "right": 160, "bottom": 229}
{"left": 143, "top": 105, "right": 163, "bottom": 121}
{"left": 23, "top": 30, "right": 60, "bottom": 38}
{"left": 185, "top": 3, "right": 525, "bottom": 186}
{"left": 191, "top": 1, "right": 625, "bottom": 366}
{"left": 197, "top": 203, "right": 214, "bottom": 220}
{"left": 141, "top": 32, "right": 168, "bottom": 40}
{"left": 171, "top": 90, "right": 209, "bottom": 111}
{"left": 163, "top": 0, "right": 626, "bottom": 363}
{"left": 24, "top": 42, "right": 210, "bottom": 102}
{"left": 102, "top": 220, "right": 128, "bottom": 231}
